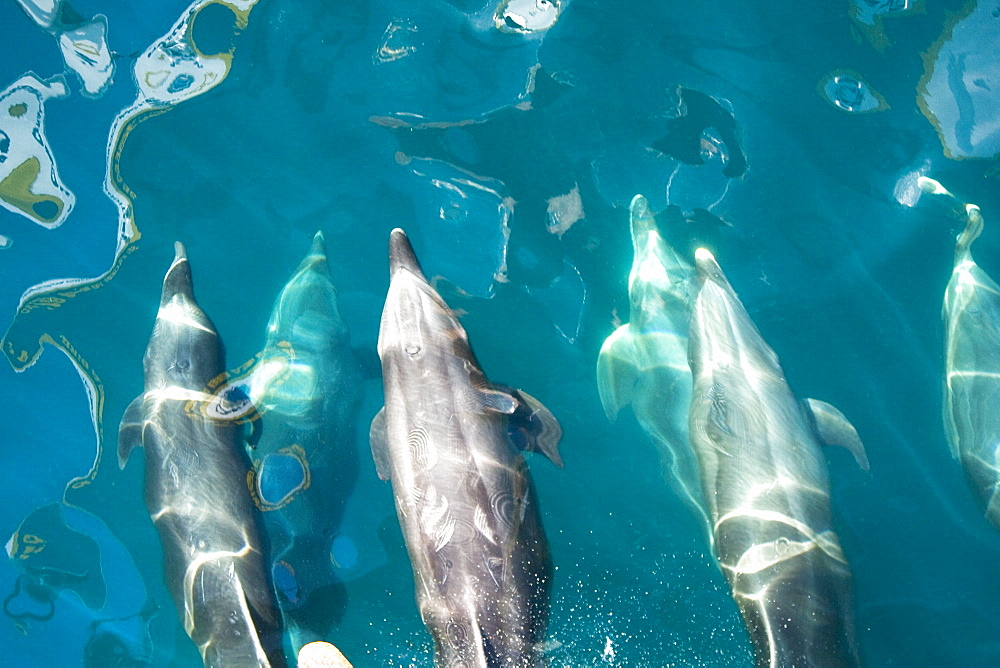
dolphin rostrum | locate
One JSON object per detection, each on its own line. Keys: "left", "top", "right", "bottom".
{"left": 370, "top": 228, "right": 563, "bottom": 667}
{"left": 596, "top": 194, "right": 708, "bottom": 531}
{"left": 687, "top": 247, "right": 867, "bottom": 668}
{"left": 935, "top": 179, "right": 1000, "bottom": 529}
{"left": 118, "top": 242, "right": 286, "bottom": 667}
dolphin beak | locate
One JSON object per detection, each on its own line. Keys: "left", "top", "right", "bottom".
{"left": 310, "top": 230, "right": 327, "bottom": 258}
{"left": 629, "top": 194, "right": 657, "bottom": 245}
{"left": 301, "top": 230, "right": 331, "bottom": 275}
{"left": 389, "top": 228, "right": 426, "bottom": 281}
{"left": 161, "top": 241, "right": 194, "bottom": 304}
{"left": 694, "top": 248, "right": 727, "bottom": 288}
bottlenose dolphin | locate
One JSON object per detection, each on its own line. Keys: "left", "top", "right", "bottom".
{"left": 370, "top": 228, "right": 563, "bottom": 667}
{"left": 938, "top": 183, "right": 1000, "bottom": 529}
{"left": 243, "top": 231, "right": 363, "bottom": 642}
{"left": 687, "top": 248, "right": 867, "bottom": 668}
{"left": 596, "top": 194, "right": 708, "bottom": 530}
{"left": 118, "top": 243, "right": 286, "bottom": 667}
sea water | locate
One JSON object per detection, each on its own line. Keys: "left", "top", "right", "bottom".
{"left": 1, "top": 0, "right": 999, "bottom": 665}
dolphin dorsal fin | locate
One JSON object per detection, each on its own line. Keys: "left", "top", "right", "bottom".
{"left": 804, "top": 398, "right": 869, "bottom": 471}
{"left": 118, "top": 396, "right": 145, "bottom": 469}
{"left": 369, "top": 408, "right": 391, "bottom": 481}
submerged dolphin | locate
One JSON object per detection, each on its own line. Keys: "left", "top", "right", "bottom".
{"left": 596, "top": 194, "right": 708, "bottom": 530}
{"left": 118, "top": 243, "right": 286, "bottom": 668}
{"left": 242, "top": 231, "right": 363, "bottom": 639}
{"left": 687, "top": 248, "right": 867, "bottom": 668}
{"left": 939, "top": 185, "right": 1000, "bottom": 529}
{"left": 370, "top": 228, "right": 563, "bottom": 667}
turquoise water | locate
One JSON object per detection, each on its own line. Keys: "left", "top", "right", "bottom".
{"left": 2, "top": 0, "right": 1000, "bottom": 665}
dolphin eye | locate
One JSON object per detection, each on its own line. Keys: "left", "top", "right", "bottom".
{"left": 175, "top": 360, "right": 190, "bottom": 370}
{"left": 405, "top": 344, "right": 420, "bottom": 356}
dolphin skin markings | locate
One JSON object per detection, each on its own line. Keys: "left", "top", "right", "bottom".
{"left": 242, "top": 231, "right": 363, "bottom": 640}
{"left": 687, "top": 248, "right": 867, "bottom": 668}
{"left": 370, "top": 228, "right": 563, "bottom": 667}
{"left": 118, "top": 243, "right": 286, "bottom": 668}
{"left": 936, "top": 179, "right": 1000, "bottom": 529}
{"left": 596, "top": 194, "right": 709, "bottom": 532}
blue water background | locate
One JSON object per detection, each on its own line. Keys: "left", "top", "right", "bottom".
{"left": 2, "top": 0, "right": 1000, "bottom": 665}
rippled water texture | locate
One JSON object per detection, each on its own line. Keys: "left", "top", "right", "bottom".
{"left": 2, "top": 0, "right": 1000, "bottom": 665}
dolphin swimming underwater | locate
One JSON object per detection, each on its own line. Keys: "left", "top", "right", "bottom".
{"left": 370, "top": 228, "right": 563, "bottom": 667}
{"left": 596, "top": 194, "right": 708, "bottom": 530}
{"left": 242, "top": 231, "right": 363, "bottom": 639}
{"left": 118, "top": 243, "right": 286, "bottom": 668}
{"left": 936, "top": 181, "right": 1000, "bottom": 529}
{"left": 687, "top": 248, "right": 867, "bottom": 668}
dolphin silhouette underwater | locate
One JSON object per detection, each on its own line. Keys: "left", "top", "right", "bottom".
{"left": 239, "top": 231, "right": 364, "bottom": 644}
{"left": 927, "top": 176, "right": 1000, "bottom": 530}
{"left": 596, "top": 194, "right": 709, "bottom": 532}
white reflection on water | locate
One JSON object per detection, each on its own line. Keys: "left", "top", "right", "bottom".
{"left": 0, "top": 74, "right": 72, "bottom": 229}
{"left": 920, "top": 0, "right": 1000, "bottom": 159}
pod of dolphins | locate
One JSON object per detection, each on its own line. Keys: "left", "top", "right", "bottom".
{"left": 117, "top": 181, "right": 998, "bottom": 667}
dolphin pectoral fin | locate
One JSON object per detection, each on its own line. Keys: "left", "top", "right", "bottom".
{"left": 804, "top": 398, "right": 869, "bottom": 471}
{"left": 117, "top": 396, "right": 145, "bottom": 469}
{"left": 502, "top": 387, "right": 564, "bottom": 468}
{"left": 475, "top": 387, "right": 518, "bottom": 414}
{"left": 595, "top": 325, "right": 639, "bottom": 421}
{"left": 368, "top": 408, "right": 391, "bottom": 481}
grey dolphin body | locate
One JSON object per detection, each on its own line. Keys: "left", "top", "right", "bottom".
{"left": 118, "top": 243, "right": 286, "bottom": 668}
{"left": 244, "top": 231, "right": 362, "bottom": 631}
{"left": 370, "top": 228, "right": 562, "bottom": 667}
{"left": 596, "top": 194, "right": 708, "bottom": 530}
{"left": 942, "top": 201, "right": 1000, "bottom": 528}
{"left": 687, "top": 248, "right": 866, "bottom": 668}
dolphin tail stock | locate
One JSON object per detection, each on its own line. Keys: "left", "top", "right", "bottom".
{"left": 595, "top": 324, "right": 640, "bottom": 420}
{"left": 496, "top": 385, "right": 564, "bottom": 468}
{"left": 117, "top": 396, "right": 145, "bottom": 469}
{"left": 802, "top": 398, "right": 869, "bottom": 471}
